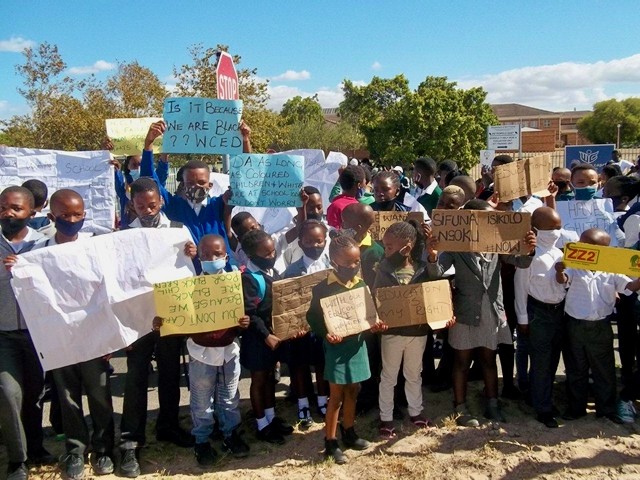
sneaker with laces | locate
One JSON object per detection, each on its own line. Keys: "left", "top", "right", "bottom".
{"left": 60, "top": 453, "right": 85, "bottom": 480}
{"left": 222, "top": 430, "right": 250, "bottom": 458}
{"left": 617, "top": 399, "right": 637, "bottom": 424}
{"left": 119, "top": 449, "right": 140, "bottom": 478}
{"left": 297, "top": 407, "right": 314, "bottom": 430}
{"left": 194, "top": 442, "right": 217, "bottom": 467}
{"left": 91, "top": 454, "right": 114, "bottom": 475}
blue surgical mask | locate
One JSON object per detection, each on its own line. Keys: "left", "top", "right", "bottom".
{"left": 54, "top": 217, "right": 85, "bottom": 237}
{"left": 201, "top": 258, "right": 227, "bottom": 274}
{"left": 573, "top": 185, "right": 597, "bottom": 200}
{"left": 129, "top": 169, "right": 141, "bottom": 181}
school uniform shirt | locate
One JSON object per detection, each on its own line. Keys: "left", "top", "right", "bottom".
{"left": 416, "top": 180, "right": 442, "bottom": 216}
{"left": 128, "top": 212, "right": 192, "bottom": 238}
{"left": 513, "top": 243, "right": 566, "bottom": 325}
{"left": 564, "top": 269, "right": 632, "bottom": 321}
{"left": 283, "top": 252, "right": 331, "bottom": 279}
{"left": 0, "top": 227, "right": 45, "bottom": 331}
{"left": 236, "top": 230, "right": 290, "bottom": 273}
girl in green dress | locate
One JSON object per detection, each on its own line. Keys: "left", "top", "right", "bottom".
{"left": 306, "top": 233, "right": 387, "bottom": 464}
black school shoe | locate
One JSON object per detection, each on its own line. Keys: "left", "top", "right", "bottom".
{"left": 60, "top": 453, "right": 85, "bottom": 480}
{"left": 90, "top": 453, "right": 114, "bottom": 475}
{"left": 119, "top": 448, "right": 141, "bottom": 478}
{"left": 324, "top": 438, "right": 346, "bottom": 464}
{"left": 271, "top": 416, "right": 294, "bottom": 436}
{"left": 156, "top": 427, "right": 195, "bottom": 447}
{"left": 340, "top": 425, "right": 370, "bottom": 450}
{"left": 256, "top": 423, "right": 285, "bottom": 445}
{"left": 194, "top": 442, "right": 218, "bottom": 467}
{"left": 536, "top": 413, "right": 559, "bottom": 428}
{"left": 222, "top": 430, "right": 250, "bottom": 458}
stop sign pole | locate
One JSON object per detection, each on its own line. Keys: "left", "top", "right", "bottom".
{"left": 216, "top": 51, "right": 239, "bottom": 173}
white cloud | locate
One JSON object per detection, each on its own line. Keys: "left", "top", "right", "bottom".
{"left": 0, "top": 36, "right": 35, "bottom": 53}
{"left": 266, "top": 82, "right": 350, "bottom": 111}
{"left": 271, "top": 70, "right": 311, "bottom": 81}
{"left": 457, "top": 53, "right": 640, "bottom": 111}
{"left": 68, "top": 60, "right": 116, "bottom": 75}
{"left": 371, "top": 61, "right": 382, "bottom": 71}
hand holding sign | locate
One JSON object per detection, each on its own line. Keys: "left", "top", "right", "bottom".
{"left": 145, "top": 120, "right": 166, "bottom": 151}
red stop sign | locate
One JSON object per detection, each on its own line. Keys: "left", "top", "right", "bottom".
{"left": 216, "top": 51, "right": 239, "bottom": 100}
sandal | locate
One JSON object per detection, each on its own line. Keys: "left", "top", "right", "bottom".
{"left": 378, "top": 422, "right": 397, "bottom": 439}
{"left": 410, "top": 415, "right": 434, "bottom": 428}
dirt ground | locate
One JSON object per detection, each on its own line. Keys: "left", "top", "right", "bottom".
{"left": 4, "top": 345, "right": 640, "bottom": 480}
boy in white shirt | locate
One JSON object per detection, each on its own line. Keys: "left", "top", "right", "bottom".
{"left": 556, "top": 227, "right": 640, "bottom": 423}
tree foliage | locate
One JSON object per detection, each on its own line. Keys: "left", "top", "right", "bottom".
{"left": 280, "top": 95, "right": 323, "bottom": 125}
{"left": 578, "top": 98, "right": 640, "bottom": 146}
{"left": 279, "top": 118, "right": 364, "bottom": 153}
{"left": 339, "top": 75, "right": 497, "bottom": 170}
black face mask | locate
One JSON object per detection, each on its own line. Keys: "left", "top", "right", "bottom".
{"left": 306, "top": 212, "right": 323, "bottom": 221}
{"left": 139, "top": 212, "right": 162, "bottom": 228}
{"left": 0, "top": 217, "right": 30, "bottom": 237}
{"left": 332, "top": 264, "right": 360, "bottom": 283}
{"left": 376, "top": 199, "right": 396, "bottom": 211}
{"left": 301, "top": 245, "right": 325, "bottom": 261}
{"left": 387, "top": 250, "right": 409, "bottom": 268}
{"left": 250, "top": 255, "right": 276, "bottom": 271}
{"left": 554, "top": 180, "right": 569, "bottom": 191}
{"left": 184, "top": 185, "right": 208, "bottom": 204}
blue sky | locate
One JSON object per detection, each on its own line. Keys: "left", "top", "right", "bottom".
{"left": 1, "top": 0, "right": 639, "bottom": 121}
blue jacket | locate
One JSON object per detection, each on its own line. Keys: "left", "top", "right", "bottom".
{"left": 115, "top": 160, "right": 169, "bottom": 229}
{"left": 140, "top": 150, "right": 231, "bottom": 252}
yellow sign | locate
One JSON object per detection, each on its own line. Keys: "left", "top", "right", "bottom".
{"left": 563, "top": 242, "right": 640, "bottom": 277}
{"left": 153, "top": 272, "right": 244, "bottom": 336}
{"left": 106, "top": 117, "right": 163, "bottom": 156}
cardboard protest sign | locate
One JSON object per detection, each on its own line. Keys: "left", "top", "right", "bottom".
{"left": 370, "top": 211, "right": 425, "bottom": 241}
{"left": 161, "top": 97, "right": 243, "bottom": 155}
{"left": 563, "top": 242, "right": 640, "bottom": 277}
{"left": 154, "top": 272, "right": 243, "bottom": 336}
{"left": 105, "top": 117, "right": 162, "bottom": 155}
{"left": 272, "top": 270, "right": 330, "bottom": 341}
{"left": 431, "top": 209, "right": 531, "bottom": 254}
{"left": 229, "top": 153, "right": 304, "bottom": 208}
{"left": 375, "top": 280, "right": 453, "bottom": 330}
{"left": 0, "top": 147, "right": 115, "bottom": 234}
{"left": 555, "top": 199, "right": 616, "bottom": 244}
{"left": 10, "top": 228, "right": 196, "bottom": 371}
{"left": 320, "top": 286, "right": 379, "bottom": 337}
{"left": 494, "top": 154, "right": 551, "bottom": 202}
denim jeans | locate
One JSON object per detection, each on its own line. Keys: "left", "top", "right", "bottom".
{"left": 189, "top": 355, "right": 241, "bottom": 443}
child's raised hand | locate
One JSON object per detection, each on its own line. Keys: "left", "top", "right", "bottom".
{"left": 554, "top": 261, "right": 566, "bottom": 273}
{"left": 109, "top": 159, "right": 121, "bottom": 170}
{"left": 300, "top": 188, "right": 309, "bottom": 206}
{"left": 326, "top": 333, "right": 343, "bottom": 344}
{"left": 265, "top": 334, "right": 280, "bottom": 350}
{"left": 422, "top": 222, "right": 432, "bottom": 239}
{"left": 152, "top": 316, "right": 164, "bottom": 331}
{"left": 546, "top": 180, "right": 559, "bottom": 197}
{"left": 239, "top": 120, "right": 251, "bottom": 138}
{"left": 3, "top": 254, "right": 18, "bottom": 272}
{"left": 222, "top": 187, "right": 233, "bottom": 205}
{"left": 426, "top": 236, "right": 439, "bottom": 262}
{"left": 145, "top": 120, "right": 166, "bottom": 150}
{"left": 524, "top": 230, "right": 537, "bottom": 253}
{"left": 488, "top": 191, "right": 500, "bottom": 209}
{"left": 184, "top": 241, "right": 197, "bottom": 259}
{"left": 237, "top": 315, "right": 250, "bottom": 329}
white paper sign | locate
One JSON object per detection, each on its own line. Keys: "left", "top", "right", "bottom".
{"left": 487, "top": 125, "right": 520, "bottom": 151}
{"left": 0, "top": 147, "right": 116, "bottom": 234}
{"left": 10, "top": 228, "right": 196, "bottom": 370}
{"left": 556, "top": 199, "right": 620, "bottom": 246}
{"left": 480, "top": 149, "right": 495, "bottom": 167}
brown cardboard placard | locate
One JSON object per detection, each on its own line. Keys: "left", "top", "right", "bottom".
{"left": 320, "top": 286, "right": 379, "bottom": 337}
{"left": 272, "top": 270, "right": 329, "bottom": 341}
{"left": 370, "top": 211, "right": 424, "bottom": 241}
{"left": 494, "top": 154, "right": 552, "bottom": 202}
{"left": 431, "top": 209, "right": 531, "bottom": 254}
{"left": 375, "top": 279, "right": 453, "bottom": 330}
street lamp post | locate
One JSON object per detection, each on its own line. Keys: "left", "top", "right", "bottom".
{"left": 617, "top": 123, "right": 622, "bottom": 148}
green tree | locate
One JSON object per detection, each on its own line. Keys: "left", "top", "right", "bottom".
{"left": 578, "top": 98, "right": 640, "bottom": 146}
{"left": 105, "top": 61, "right": 166, "bottom": 117}
{"left": 340, "top": 75, "right": 496, "bottom": 170}
{"left": 280, "top": 119, "right": 364, "bottom": 153}
{"left": 280, "top": 95, "right": 323, "bottom": 125}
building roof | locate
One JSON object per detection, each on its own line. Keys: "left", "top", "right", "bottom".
{"left": 491, "top": 103, "right": 555, "bottom": 117}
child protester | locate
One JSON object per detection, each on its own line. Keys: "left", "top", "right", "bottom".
{"left": 306, "top": 233, "right": 387, "bottom": 464}
{"left": 240, "top": 229, "right": 293, "bottom": 444}
{"left": 282, "top": 220, "right": 332, "bottom": 428}
{"left": 556, "top": 228, "right": 640, "bottom": 424}
{"left": 153, "top": 234, "right": 251, "bottom": 466}
{"left": 426, "top": 200, "right": 536, "bottom": 426}
{"left": 22, "top": 179, "right": 50, "bottom": 230}
{"left": 118, "top": 178, "right": 197, "bottom": 478}
{"left": 0, "top": 186, "right": 51, "bottom": 480}
{"left": 373, "top": 220, "right": 454, "bottom": 438}
{"left": 38, "top": 189, "right": 114, "bottom": 480}
{"left": 514, "top": 207, "right": 567, "bottom": 428}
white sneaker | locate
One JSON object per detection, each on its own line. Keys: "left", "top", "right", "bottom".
{"left": 616, "top": 399, "right": 636, "bottom": 423}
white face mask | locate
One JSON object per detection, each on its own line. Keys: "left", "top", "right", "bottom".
{"left": 536, "top": 229, "right": 562, "bottom": 249}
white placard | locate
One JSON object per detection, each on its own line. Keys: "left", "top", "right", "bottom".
{"left": 10, "top": 228, "right": 196, "bottom": 370}
{"left": 0, "top": 147, "right": 116, "bottom": 234}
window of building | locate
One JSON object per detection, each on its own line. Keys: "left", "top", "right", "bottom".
{"left": 543, "top": 120, "right": 551, "bottom": 128}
